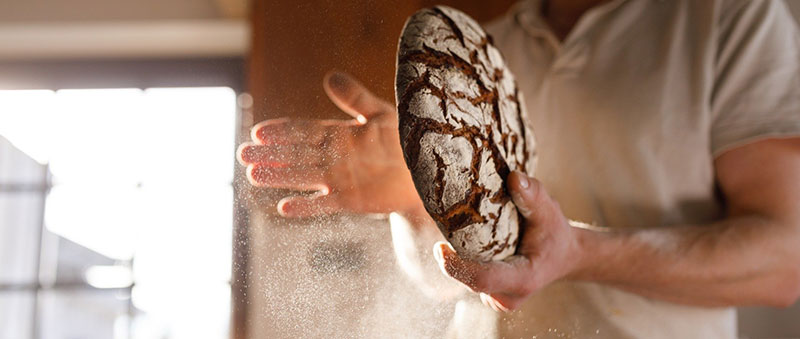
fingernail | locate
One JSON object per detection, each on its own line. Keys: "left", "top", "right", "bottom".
{"left": 433, "top": 242, "right": 450, "bottom": 276}
{"left": 240, "top": 145, "right": 254, "bottom": 161}
{"left": 516, "top": 172, "right": 529, "bottom": 189}
{"left": 510, "top": 189, "right": 524, "bottom": 205}
{"left": 255, "top": 127, "right": 269, "bottom": 143}
{"left": 494, "top": 298, "right": 510, "bottom": 313}
{"left": 276, "top": 199, "right": 291, "bottom": 217}
{"left": 480, "top": 293, "right": 491, "bottom": 308}
{"left": 432, "top": 243, "right": 442, "bottom": 262}
{"left": 248, "top": 165, "right": 266, "bottom": 183}
{"left": 236, "top": 144, "right": 249, "bottom": 164}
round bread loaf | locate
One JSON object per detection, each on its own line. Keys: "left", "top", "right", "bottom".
{"left": 395, "top": 6, "right": 535, "bottom": 262}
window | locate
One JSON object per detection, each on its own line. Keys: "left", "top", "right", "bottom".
{"left": 0, "top": 87, "right": 236, "bottom": 339}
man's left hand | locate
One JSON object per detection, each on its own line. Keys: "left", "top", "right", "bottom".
{"left": 433, "top": 171, "right": 586, "bottom": 312}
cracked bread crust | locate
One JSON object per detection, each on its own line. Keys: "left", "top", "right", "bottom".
{"left": 395, "top": 6, "right": 535, "bottom": 261}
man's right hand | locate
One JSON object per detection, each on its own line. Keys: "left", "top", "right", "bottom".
{"left": 237, "top": 71, "right": 425, "bottom": 218}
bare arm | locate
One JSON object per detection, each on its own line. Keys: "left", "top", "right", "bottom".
{"left": 577, "top": 137, "right": 800, "bottom": 307}
{"left": 436, "top": 137, "right": 800, "bottom": 310}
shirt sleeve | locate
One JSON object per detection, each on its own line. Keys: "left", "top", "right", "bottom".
{"left": 710, "top": 0, "right": 800, "bottom": 157}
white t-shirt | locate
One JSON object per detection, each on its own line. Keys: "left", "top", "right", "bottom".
{"left": 458, "top": 0, "right": 800, "bottom": 338}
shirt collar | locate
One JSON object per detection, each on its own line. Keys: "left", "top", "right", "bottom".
{"left": 512, "top": 0, "right": 549, "bottom": 37}
{"left": 512, "top": 0, "right": 640, "bottom": 39}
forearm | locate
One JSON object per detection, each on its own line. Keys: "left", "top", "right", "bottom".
{"left": 573, "top": 214, "right": 800, "bottom": 307}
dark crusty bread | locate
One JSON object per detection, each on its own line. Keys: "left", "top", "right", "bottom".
{"left": 395, "top": 6, "right": 535, "bottom": 261}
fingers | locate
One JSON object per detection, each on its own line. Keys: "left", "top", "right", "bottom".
{"left": 277, "top": 193, "right": 340, "bottom": 218}
{"left": 323, "top": 71, "right": 393, "bottom": 123}
{"left": 247, "top": 164, "right": 327, "bottom": 191}
{"left": 488, "top": 292, "right": 528, "bottom": 312}
{"left": 250, "top": 117, "right": 291, "bottom": 144}
{"left": 251, "top": 118, "right": 357, "bottom": 146}
{"left": 237, "top": 142, "right": 325, "bottom": 166}
{"left": 433, "top": 241, "right": 534, "bottom": 297}
{"left": 242, "top": 119, "right": 354, "bottom": 172}
{"left": 480, "top": 293, "right": 510, "bottom": 312}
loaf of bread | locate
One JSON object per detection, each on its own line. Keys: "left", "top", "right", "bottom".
{"left": 395, "top": 6, "right": 535, "bottom": 261}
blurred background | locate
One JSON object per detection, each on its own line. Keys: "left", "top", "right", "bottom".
{"left": 0, "top": 1, "right": 798, "bottom": 339}
{"left": 1, "top": 1, "right": 245, "bottom": 339}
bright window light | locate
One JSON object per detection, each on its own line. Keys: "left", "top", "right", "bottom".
{"left": 85, "top": 265, "right": 134, "bottom": 289}
{"left": 0, "top": 89, "right": 56, "bottom": 164}
{"left": 45, "top": 184, "right": 142, "bottom": 260}
{"left": 0, "top": 87, "right": 236, "bottom": 339}
{"left": 140, "top": 87, "right": 235, "bottom": 185}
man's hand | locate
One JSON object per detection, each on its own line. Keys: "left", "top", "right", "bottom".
{"left": 433, "top": 171, "right": 585, "bottom": 311}
{"left": 237, "top": 71, "right": 423, "bottom": 217}
{"left": 435, "top": 138, "right": 800, "bottom": 311}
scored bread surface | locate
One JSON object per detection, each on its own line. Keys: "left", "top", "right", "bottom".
{"left": 395, "top": 6, "right": 535, "bottom": 261}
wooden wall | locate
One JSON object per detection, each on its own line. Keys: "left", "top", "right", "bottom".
{"left": 248, "top": 0, "right": 515, "bottom": 122}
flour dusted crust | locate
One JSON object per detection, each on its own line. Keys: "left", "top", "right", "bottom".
{"left": 395, "top": 6, "right": 535, "bottom": 261}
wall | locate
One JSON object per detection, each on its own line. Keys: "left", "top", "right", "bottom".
{"left": 0, "top": 0, "right": 222, "bottom": 22}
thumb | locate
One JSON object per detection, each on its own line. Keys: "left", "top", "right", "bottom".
{"left": 323, "top": 70, "right": 393, "bottom": 124}
{"left": 507, "top": 171, "right": 548, "bottom": 220}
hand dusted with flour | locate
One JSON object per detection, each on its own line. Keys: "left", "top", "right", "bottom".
{"left": 395, "top": 6, "right": 535, "bottom": 261}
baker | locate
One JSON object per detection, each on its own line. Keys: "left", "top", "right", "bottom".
{"left": 237, "top": 0, "right": 800, "bottom": 337}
